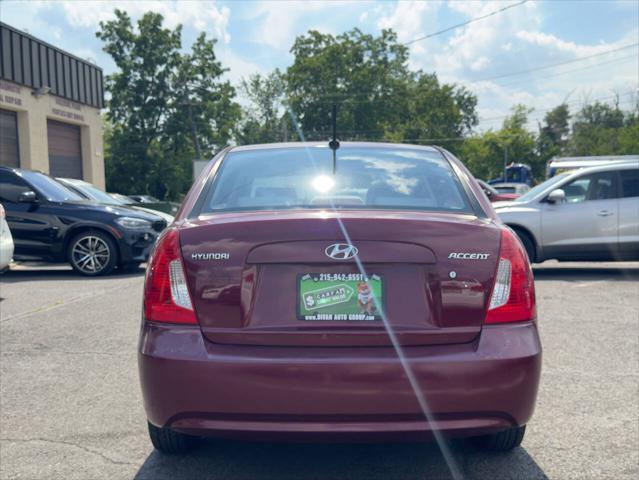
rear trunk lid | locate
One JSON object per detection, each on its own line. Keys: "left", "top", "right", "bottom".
{"left": 179, "top": 210, "right": 501, "bottom": 347}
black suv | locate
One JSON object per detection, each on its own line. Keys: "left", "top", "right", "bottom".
{"left": 0, "top": 167, "right": 166, "bottom": 275}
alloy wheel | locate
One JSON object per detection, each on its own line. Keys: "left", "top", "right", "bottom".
{"left": 71, "top": 235, "right": 111, "bottom": 274}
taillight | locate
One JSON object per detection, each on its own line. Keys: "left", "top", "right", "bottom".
{"left": 144, "top": 229, "right": 197, "bottom": 324}
{"left": 0, "top": 204, "right": 5, "bottom": 219}
{"left": 485, "top": 228, "right": 536, "bottom": 324}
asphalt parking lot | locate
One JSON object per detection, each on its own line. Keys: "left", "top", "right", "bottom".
{"left": 0, "top": 261, "right": 637, "bottom": 480}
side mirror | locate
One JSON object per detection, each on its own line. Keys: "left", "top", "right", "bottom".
{"left": 547, "top": 189, "right": 565, "bottom": 204}
{"left": 18, "top": 190, "right": 38, "bottom": 203}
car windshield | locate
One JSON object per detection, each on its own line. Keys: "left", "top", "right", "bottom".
{"left": 20, "top": 171, "right": 84, "bottom": 202}
{"left": 495, "top": 186, "right": 516, "bottom": 193}
{"left": 64, "top": 180, "right": 119, "bottom": 204}
{"left": 514, "top": 173, "right": 570, "bottom": 203}
{"left": 109, "top": 193, "right": 134, "bottom": 204}
{"left": 201, "top": 146, "right": 472, "bottom": 214}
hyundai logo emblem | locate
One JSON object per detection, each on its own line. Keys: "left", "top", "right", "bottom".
{"left": 325, "top": 243, "right": 359, "bottom": 260}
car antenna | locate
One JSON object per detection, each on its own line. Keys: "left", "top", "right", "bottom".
{"left": 328, "top": 103, "right": 340, "bottom": 174}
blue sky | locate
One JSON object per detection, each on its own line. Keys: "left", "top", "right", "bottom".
{"left": 2, "top": 0, "right": 637, "bottom": 131}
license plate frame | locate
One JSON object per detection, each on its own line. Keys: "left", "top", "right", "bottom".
{"left": 297, "top": 273, "right": 384, "bottom": 321}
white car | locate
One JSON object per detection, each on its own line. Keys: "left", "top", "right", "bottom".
{"left": 0, "top": 203, "right": 14, "bottom": 271}
{"left": 491, "top": 182, "right": 531, "bottom": 195}
{"left": 494, "top": 161, "right": 639, "bottom": 262}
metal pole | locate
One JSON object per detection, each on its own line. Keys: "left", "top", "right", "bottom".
{"left": 503, "top": 144, "right": 508, "bottom": 182}
{"left": 187, "top": 104, "right": 202, "bottom": 161}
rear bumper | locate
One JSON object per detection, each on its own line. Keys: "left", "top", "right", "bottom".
{"left": 118, "top": 230, "right": 158, "bottom": 263}
{"left": 138, "top": 322, "right": 541, "bottom": 440}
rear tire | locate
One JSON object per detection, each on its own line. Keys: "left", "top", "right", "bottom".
{"left": 148, "top": 422, "right": 198, "bottom": 454}
{"left": 513, "top": 230, "right": 536, "bottom": 263}
{"left": 473, "top": 425, "right": 526, "bottom": 451}
{"left": 67, "top": 230, "right": 118, "bottom": 276}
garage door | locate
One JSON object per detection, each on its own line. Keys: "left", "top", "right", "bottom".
{"left": 47, "top": 119, "right": 82, "bottom": 179}
{"left": 0, "top": 109, "right": 20, "bottom": 168}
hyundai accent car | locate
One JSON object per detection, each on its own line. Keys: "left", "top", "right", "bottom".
{"left": 0, "top": 167, "right": 167, "bottom": 275}
{"left": 139, "top": 142, "right": 541, "bottom": 454}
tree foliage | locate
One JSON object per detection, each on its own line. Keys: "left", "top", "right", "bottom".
{"left": 236, "top": 29, "right": 478, "bottom": 149}
{"left": 236, "top": 71, "right": 288, "bottom": 145}
{"left": 97, "top": 10, "right": 240, "bottom": 200}
{"left": 99, "top": 13, "right": 637, "bottom": 197}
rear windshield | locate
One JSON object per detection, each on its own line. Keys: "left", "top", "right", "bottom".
{"left": 200, "top": 146, "right": 472, "bottom": 214}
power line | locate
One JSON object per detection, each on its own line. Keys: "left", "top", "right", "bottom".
{"left": 473, "top": 43, "right": 639, "bottom": 82}
{"left": 478, "top": 92, "right": 636, "bottom": 123}
{"left": 494, "top": 54, "right": 638, "bottom": 88}
{"left": 403, "top": 0, "right": 528, "bottom": 45}
{"left": 299, "top": 45, "right": 639, "bottom": 104}
{"left": 290, "top": 92, "right": 636, "bottom": 138}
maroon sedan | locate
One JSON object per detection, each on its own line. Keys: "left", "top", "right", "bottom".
{"left": 139, "top": 142, "right": 541, "bottom": 454}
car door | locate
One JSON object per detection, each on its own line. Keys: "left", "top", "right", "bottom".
{"left": 0, "top": 170, "right": 59, "bottom": 260}
{"left": 617, "top": 168, "right": 639, "bottom": 259}
{"left": 541, "top": 171, "right": 619, "bottom": 260}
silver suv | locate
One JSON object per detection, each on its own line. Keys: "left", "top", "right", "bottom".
{"left": 494, "top": 161, "right": 639, "bottom": 262}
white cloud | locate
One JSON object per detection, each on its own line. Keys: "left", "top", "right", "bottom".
{"left": 246, "top": 1, "right": 371, "bottom": 51}
{"left": 470, "top": 56, "right": 489, "bottom": 72}
{"left": 377, "top": 0, "right": 442, "bottom": 43}
{"left": 246, "top": 2, "right": 328, "bottom": 50}
{"left": 515, "top": 30, "right": 632, "bottom": 57}
{"left": 217, "top": 48, "right": 264, "bottom": 86}
{"left": 28, "top": 0, "right": 231, "bottom": 43}
{"left": 376, "top": 0, "right": 443, "bottom": 68}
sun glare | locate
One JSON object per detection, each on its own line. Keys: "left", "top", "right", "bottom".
{"left": 311, "top": 174, "right": 335, "bottom": 193}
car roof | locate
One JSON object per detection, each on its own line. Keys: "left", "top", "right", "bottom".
{"left": 564, "top": 160, "right": 638, "bottom": 175}
{"left": 228, "top": 141, "right": 440, "bottom": 153}
{"left": 550, "top": 155, "right": 638, "bottom": 164}
{"left": 0, "top": 166, "right": 39, "bottom": 174}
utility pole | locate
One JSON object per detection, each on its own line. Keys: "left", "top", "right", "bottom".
{"left": 503, "top": 143, "right": 508, "bottom": 182}
{"left": 186, "top": 103, "right": 202, "bottom": 161}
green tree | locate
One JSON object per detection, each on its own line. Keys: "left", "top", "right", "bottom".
{"left": 97, "top": 10, "right": 240, "bottom": 200}
{"left": 458, "top": 105, "right": 535, "bottom": 181}
{"left": 568, "top": 100, "right": 638, "bottom": 156}
{"left": 237, "top": 71, "right": 289, "bottom": 145}
{"left": 537, "top": 103, "right": 570, "bottom": 176}
{"left": 283, "top": 29, "right": 477, "bottom": 144}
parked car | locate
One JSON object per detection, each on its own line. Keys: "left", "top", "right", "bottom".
{"left": 489, "top": 163, "right": 533, "bottom": 186}
{"left": 0, "top": 167, "right": 168, "bottom": 275}
{"left": 494, "top": 161, "right": 639, "bottom": 262}
{"left": 476, "top": 179, "right": 520, "bottom": 202}
{"left": 56, "top": 178, "right": 174, "bottom": 225}
{"left": 491, "top": 182, "right": 530, "bottom": 196}
{"left": 0, "top": 203, "right": 14, "bottom": 271}
{"left": 139, "top": 142, "right": 540, "bottom": 454}
{"left": 546, "top": 155, "right": 639, "bottom": 178}
{"left": 128, "top": 194, "right": 180, "bottom": 215}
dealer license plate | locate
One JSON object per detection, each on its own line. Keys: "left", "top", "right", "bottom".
{"left": 298, "top": 273, "right": 384, "bottom": 321}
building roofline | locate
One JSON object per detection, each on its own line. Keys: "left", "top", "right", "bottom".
{"left": 0, "top": 21, "right": 103, "bottom": 73}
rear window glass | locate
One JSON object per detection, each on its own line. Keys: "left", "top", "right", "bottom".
{"left": 200, "top": 146, "right": 472, "bottom": 214}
